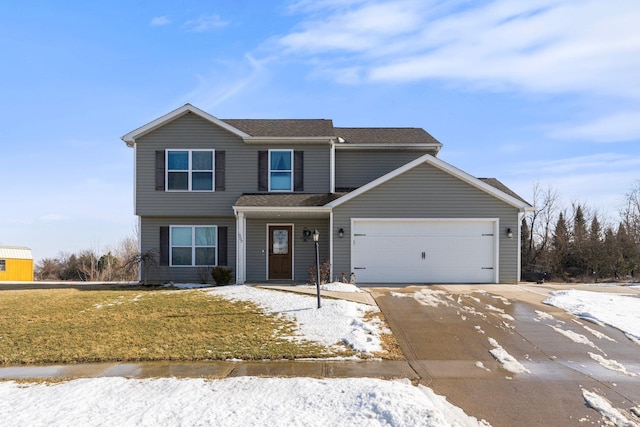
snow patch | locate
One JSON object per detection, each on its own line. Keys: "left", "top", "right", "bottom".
{"left": 545, "top": 290, "right": 640, "bottom": 342}
{"left": 209, "top": 285, "right": 384, "bottom": 354}
{"left": 549, "top": 325, "right": 605, "bottom": 355}
{"left": 588, "top": 352, "right": 638, "bottom": 377}
{"left": 487, "top": 338, "right": 530, "bottom": 374}
{"left": 534, "top": 310, "right": 554, "bottom": 321}
{"left": 297, "top": 282, "right": 362, "bottom": 293}
{"left": 582, "top": 388, "right": 640, "bottom": 427}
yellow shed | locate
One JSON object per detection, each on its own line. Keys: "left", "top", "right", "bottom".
{"left": 0, "top": 246, "right": 34, "bottom": 282}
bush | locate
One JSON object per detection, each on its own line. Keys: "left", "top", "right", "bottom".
{"left": 211, "top": 266, "right": 234, "bottom": 285}
{"left": 308, "top": 260, "right": 331, "bottom": 285}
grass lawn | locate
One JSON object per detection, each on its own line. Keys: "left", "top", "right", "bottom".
{"left": 0, "top": 286, "right": 358, "bottom": 365}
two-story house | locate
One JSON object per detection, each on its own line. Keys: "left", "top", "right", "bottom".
{"left": 122, "top": 104, "right": 531, "bottom": 285}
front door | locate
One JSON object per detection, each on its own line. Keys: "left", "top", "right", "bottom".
{"left": 268, "top": 225, "right": 293, "bottom": 280}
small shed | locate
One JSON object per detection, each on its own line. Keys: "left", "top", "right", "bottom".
{"left": 0, "top": 246, "right": 34, "bottom": 281}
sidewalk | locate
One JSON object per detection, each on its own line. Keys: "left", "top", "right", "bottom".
{"left": 0, "top": 360, "right": 417, "bottom": 381}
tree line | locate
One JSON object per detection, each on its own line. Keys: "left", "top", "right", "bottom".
{"left": 34, "top": 237, "right": 139, "bottom": 282}
{"left": 521, "top": 182, "right": 640, "bottom": 282}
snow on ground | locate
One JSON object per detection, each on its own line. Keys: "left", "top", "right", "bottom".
{"left": 581, "top": 389, "right": 640, "bottom": 427}
{"left": 588, "top": 352, "right": 638, "bottom": 377}
{"left": 487, "top": 338, "right": 530, "bottom": 375}
{"left": 209, "top": 285, "right": 384, "bottom": 355}
{"left": 548, "top": 325, "right": 605, "bottom": 354}
{"left": 545, "top": 290, "right": 640, "bottom": 342}
{"left": 0, "top": 377, "right": 491, "bottom": 427}
{"left": 297, "top": 282, "right": 363, "bottom": 292}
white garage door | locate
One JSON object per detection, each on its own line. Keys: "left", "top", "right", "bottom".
{"left": 351, "top": 219, "right": 497, "bottom": 283}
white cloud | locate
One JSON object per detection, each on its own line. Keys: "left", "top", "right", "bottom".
{"left": 178, "top": 54, "right": 269, "bottom": 111}
{"left": 549, "top": 111, "right": 640, "bottom": 143}
{"left": 277, "top": 0, "right": 640, "bottom": 99}
{"left": 184, "top": 14, "right": 229, "bottom": 32}
{"left": 150, "top": 16, "right": 171, "bottom": 26}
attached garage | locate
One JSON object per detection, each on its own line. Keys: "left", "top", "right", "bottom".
{"left": 351, "top": 219, "right": 498, "bottom": 284}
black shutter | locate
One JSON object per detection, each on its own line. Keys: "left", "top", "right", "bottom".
{"left": 258, "top": 151, "right": 268, "bottom": 191}
{"left": 159, "top": 227, "right": 169, "bottom": 266}
{"left": 218, "top": 226, "right": 228, "bottom": 266}
{"left": 215, "top": 151, "right": 225, "bottom": 191}
{"left": 294, "top": 151, "right": 304, "bottom": 192}
{"left": 155, "top": 150, "right": 165, "bottom": 191}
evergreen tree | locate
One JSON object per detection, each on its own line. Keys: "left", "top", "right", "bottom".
{"left": 551, "top": 212, "right": 570, "bottom": 279}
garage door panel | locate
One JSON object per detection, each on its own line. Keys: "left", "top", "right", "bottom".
{"left": 352, "top": 219, "right": 496, "bottom": 283}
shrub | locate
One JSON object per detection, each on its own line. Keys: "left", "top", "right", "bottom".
{"left": 307, "top": 260, "right": 331, "bottom": 285}
{"left": 211, "top": 266, "right": 234, "bottom": 285}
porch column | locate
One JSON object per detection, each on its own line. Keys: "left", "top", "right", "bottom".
{"left": 235, "top": 211, "right": 246, "bottom": 284}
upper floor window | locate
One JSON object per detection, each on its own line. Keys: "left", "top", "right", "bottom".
{"left": 170, "top": 226, "right": 217, "bottom": 266}
{"left": 166, "top": 150, "right": 214, "bottom": 191}
{"left": 269, "top": 150, "right": 293, "bottom": 191}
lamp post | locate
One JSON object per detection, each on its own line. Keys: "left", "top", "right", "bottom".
{"left": 312, "top": 229, "right": 321, "bottom": 309}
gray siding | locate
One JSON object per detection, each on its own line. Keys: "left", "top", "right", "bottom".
{"left": 140, "top": 216, "right": 236, "bottom": 283}
{"left": 335, "top": 149, "right": 429, "bottom": 189}
{"left": 136, "top": 112, "right": 331, "bottom": 216}
{"left": 332, "top": 162, "right": 521, "bottom": 283}
{"left": 245, "top": 218, "right": 330, "bottom": 282}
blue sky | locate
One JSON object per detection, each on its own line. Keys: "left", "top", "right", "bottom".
{"left": 1, "top": 0, "right": 639, "bottom": 261}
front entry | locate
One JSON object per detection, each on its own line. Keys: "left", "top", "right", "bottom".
{"left": 268, "top": 225, "right": 293, "bottom": 280}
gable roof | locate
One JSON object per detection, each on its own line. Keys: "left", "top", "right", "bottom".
{"left": 0, "top": 246, "right": 33, "bottom": 260}
{"left": 326, "top": 153, "right": 533, "bottom": 212}
{"left": 122, "top": 104, "right": 442, "bottom": 150}
{"left": 121, "top": 104, "right": 250, "bottom": 146}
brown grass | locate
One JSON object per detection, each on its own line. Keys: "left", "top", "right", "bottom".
{"left": 0, "top": 287, "right": 354, "bottom": 365}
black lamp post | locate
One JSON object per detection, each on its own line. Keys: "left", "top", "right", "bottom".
{"left": 312, "top": 229, "right": 321, "bottom": 309}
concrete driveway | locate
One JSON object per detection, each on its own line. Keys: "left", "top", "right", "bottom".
{"left": 369, "top": 284, "right": 640, "bottom": 427}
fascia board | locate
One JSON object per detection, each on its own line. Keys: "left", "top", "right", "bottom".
{"left": 325, "top": 153, "right": 531, "bottom": 212}
{"left": 121, "top": 104, "right": 251, "bottom": 146}
{"left": 242, "top": 136, "right": 334, "bottom": 144}
{"left": 333, "top": 143, "right": 442, "bottom": 151}
{"left": 233, "top": 206, "right": 332, "bottom": 213}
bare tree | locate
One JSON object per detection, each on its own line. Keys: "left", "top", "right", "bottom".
{"left": 522, "top": 183, "right": 560, "bottom": 272}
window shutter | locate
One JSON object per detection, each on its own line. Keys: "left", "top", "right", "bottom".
{"left": 294, "top": 151, "right": 304, "bottom": 192}
{"left": 215, "top": 151, "right": 225, "bottom": 191}
{"left": 218, "top": 226, "right": 228, "bottom": 266}
{"left": 159, "top": 227, "right": 169, "bottom": 266}
{"left": 258, "top": 151, "right": 268, "bottom": 191}
{"left": 155, "top": 151, "right": 165, "bottom": 191}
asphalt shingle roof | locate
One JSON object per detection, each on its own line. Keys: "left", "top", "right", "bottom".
{"left": 479, "top": 178, "right": 530, "bottom": 205}
{"left": 220, "top": 119, "right": 442, "bottom": 145}
{"left": 235, "top": 193, "right": 347, "bottom": 207}
{"left": 221, "top": 119, "right": 335, "bottom": 137}
{"left": 334, "top": 127, "right": 441, "bottom": 145}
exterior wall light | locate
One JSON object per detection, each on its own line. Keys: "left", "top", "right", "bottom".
{"left": 338, "top": 227, "right": 344, "bottom": 238}
{"left": 507, "top": 228, "right": 513, "bottom": 238}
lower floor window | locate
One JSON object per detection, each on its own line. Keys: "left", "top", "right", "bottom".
{"left": 0, "top": 260, "right": 5, "bottom": 271}
{"left": 170, "top": 226, "right": 217, "bottom": 266}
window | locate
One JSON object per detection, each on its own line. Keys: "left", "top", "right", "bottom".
{"left": 170, "top": 226, "right": 217, "bottom": 266}
{"left": 166, "top": 150, "right": 214, "bottom": 191}
{"left": 0, "top": 260, "right": 5, "bottom": 272}
{"left": 269, "top": 150, "right": 293, "bottom": 191}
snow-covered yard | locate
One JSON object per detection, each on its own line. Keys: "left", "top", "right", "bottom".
{"left": 1, "top": 284, "right": 639, "bottom": 426}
